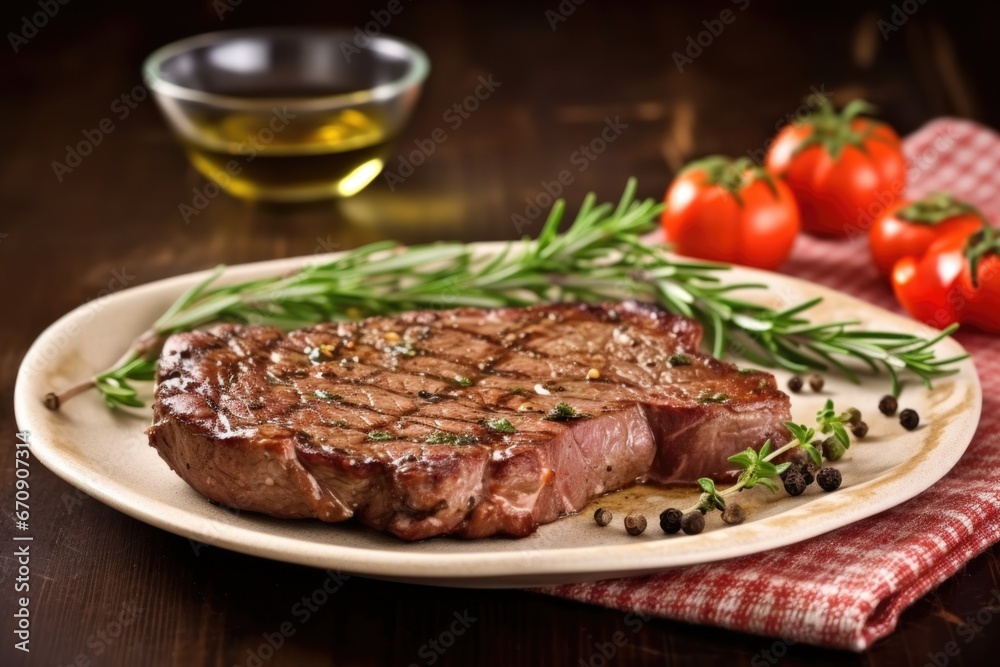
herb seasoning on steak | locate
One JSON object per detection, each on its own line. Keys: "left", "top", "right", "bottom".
{"left": 147, "top": 301, "right": 790, "bottom": 540}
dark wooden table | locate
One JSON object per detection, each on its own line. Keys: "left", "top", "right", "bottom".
{"left": 3, "top": 1, "right": 999, "bottom": 665}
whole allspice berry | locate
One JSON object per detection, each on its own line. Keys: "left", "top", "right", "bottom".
{"left": 594, "top": 507, "right": 612, "bottom": 527}
{"left": 681, "top": 512, "right": 705, "bottom": 535}
{"left": 624, "top": 513, "right": 647, "bottom": 536}
{"left": 721, "top": 503, "right": 746, "bottom": 525}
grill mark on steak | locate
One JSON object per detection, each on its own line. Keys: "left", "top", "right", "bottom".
{"left": 148, "top": 301, "right": 791, "bottom": 540}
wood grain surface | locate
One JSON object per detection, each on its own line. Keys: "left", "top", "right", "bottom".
{"left": 2, "top": 1, "right": 999, "bottom": 665}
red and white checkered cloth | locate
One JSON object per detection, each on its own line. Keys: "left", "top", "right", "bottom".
{"left": 541, "top": 119, "right": 1000, "bottom": 651}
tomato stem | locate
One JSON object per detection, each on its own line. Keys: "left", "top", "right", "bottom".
{"left": 792, "top": 98, "right": 883, "bottom": 160}
{"left": 679, "top": 155, "right": 780, "bottom": 205}
{"left": 966, "top": 224, "right": 999, "bottom": 288}
{"left": 896, "top": 192, "right": 988, "bottom": 226}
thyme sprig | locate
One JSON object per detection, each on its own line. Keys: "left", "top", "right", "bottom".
{"left": 44, "top": 179, "right": 964, "bottom": 411}
{"left": 683, "top": 404, "right": 853, "bottom": 517}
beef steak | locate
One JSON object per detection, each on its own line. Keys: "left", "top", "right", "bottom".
{"left": 148, "top": 301, "right": 791, "bottom": 540}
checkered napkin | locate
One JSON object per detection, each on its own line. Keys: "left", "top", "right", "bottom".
{"left": 540, "top": 119, "right": 1000, "bottom": 651}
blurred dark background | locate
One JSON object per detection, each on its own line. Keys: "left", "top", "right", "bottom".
{"left": 1, "top": 0, "right": 998, "bottom": 259}
{"left": 2, "top": 1, "right": 1000, "bottom": 665}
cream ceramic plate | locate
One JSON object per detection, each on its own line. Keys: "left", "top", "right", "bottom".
{"left": 13, "top": 246, "right": 981, "bottom": 587}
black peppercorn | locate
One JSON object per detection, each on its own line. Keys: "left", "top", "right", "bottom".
{"left": 783, "top": 471, "right": 807, "bottom": 496}
{"left": 799, "top": 463, "right": 815, "bottom": 486}
{"left": 900, "top": 409, "right": 920, "bottom": 431}
{"left": 721, "top": 503, "right": 746, "bottom": 525}
{"left": 879, "top": 394, "right": 898, "bottom": 416}
{"left": 594, "top": 508, "right": 612, "bottom": 527}
{"left": 816, "top": 468, "right": 842, "bottom": 492}
{"left": 809, "top": 373, "right": 825, "bottom": 393}
{"left": 787, "top": 375, "right": 804, "bottom": 393}
{"left": 659, "top": 508, "right": 683, "bottom": 534}
{"left": 681, "top": 512, "right": 705, "bottom": 535}
{"left": 844, "top": 407, "right": 862, "bottom": 426}
{"left": 624, "top": 513, "right": 647, "bottom": 536}
{"left": 781, "top": 461, "right": 814, "bottom": 486}
{"left": 852, "top": 421, "right": 869, "bottom": 438}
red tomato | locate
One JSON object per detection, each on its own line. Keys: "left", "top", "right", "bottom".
{"left": 766, "top": 100, "right": 906, "bottom": 238}
{"left": 661, "top": 155, "right": 800, "bottom": 271}
{"left": 892, "top": 225, "right": 1000, "bottom": 333}
{"left": 869, "top": 194, "right": 985, "bottom": 276}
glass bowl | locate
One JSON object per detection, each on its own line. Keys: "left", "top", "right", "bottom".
{"left": 143, "top": 28, "right": 429, "bottom": 201}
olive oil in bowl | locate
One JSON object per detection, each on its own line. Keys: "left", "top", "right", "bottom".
{"left": 183, "top": 107, "right": 394, "bottom": 201}
{"left": 143, "top": 29, "right": 428, "bottom": 202}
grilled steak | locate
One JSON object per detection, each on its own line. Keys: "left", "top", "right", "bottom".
{"left": 148, "top": 302, "right": 790, "bottom": 540}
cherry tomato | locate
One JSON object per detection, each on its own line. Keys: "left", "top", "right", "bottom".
{"left": 661, "top": 156, "right": 800, "bottom": 271}
{"left": 869, "top": 194, "right": 985, "bottom": 276}
{"left": 766, "top": 100, "right": 906, "bottom": 239}
{"left": 892, "top": 225, "right": 1000, "bottom": 333}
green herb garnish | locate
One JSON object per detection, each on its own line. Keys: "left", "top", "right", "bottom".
{"left": 366, "top": 431, "right": 394, "bottom": 441}
{"left": 698, "top": 392, "right": 729, "bottom": 404}
{"left": 455, "top": 376, "right": 473, "bottom": 387}
{"left": 484, "top": 418, "right": 517, "bottom": 434}
{"left": 544, "top": 402, "right": 589, "bottom": 422}
{"left": 388, "top": 342, "right": 418, "bottom": 357}
{"left": 672, "top": 401, "right": 854, "bottom": 526}
{"left": 44, "top": 180, "right": 965, "bottom": 411}
{"left": 425, "top": 431, "right": 478, "bottom": 445}
{"left": 667, "top": 354, "right": 691, "bottom": 367}
{"left": 314, "top": 390, "right": 342, "bottom": 401}
{"left": 817, "top": 399, "right": 851, "bottom": 449}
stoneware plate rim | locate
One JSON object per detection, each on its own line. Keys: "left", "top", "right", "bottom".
{"left": 14, "top": 244, "right": 982, "bottom": 587}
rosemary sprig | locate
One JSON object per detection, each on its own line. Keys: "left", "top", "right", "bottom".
{"left": 44, "top": 179, "right": 965, "bottom": 410}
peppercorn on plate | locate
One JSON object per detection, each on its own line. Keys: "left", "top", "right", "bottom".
{"left": 14, "top": 246, "right": 981, "bottom": 586}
